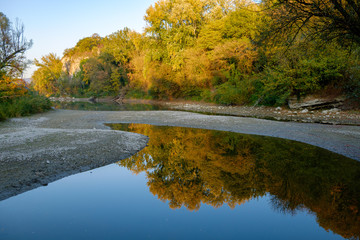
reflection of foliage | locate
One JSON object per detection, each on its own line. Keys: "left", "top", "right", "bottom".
{"left": 109, "top": 124, "right": 360, "bottom": 240}
{"left": 52, "top": 101, "right": 167, "bottom": 111}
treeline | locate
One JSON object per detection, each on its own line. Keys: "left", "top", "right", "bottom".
{"left": 32, "top": 0, "right": 360, "bottom": 106}
{"left": 0, "top": 13, "right": 51, "bottom": 121}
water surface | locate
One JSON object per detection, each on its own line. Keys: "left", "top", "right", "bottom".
{"left": 1, "top": 124, "right": 359, "bottom": 240}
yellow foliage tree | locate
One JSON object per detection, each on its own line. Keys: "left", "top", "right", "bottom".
{"left": 32, "top": 53, "right": 62, "bottom": 96}
{"left": 0, "top": 76, "right": 27, "bottom": 101}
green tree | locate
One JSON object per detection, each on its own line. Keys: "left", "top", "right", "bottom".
{"left": 63, "top": 33, "right": 101, "bottom": 58}
{"left": 81, "top": 53, "right": 127, "bottom": 96}
{"left": 102, "top": 28, "right": 136, "bottom": 64}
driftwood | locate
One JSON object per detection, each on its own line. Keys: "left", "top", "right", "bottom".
{"left": 288, "top": 96, "right": 345, "bottom": 110}
{"left": 113, "top": 86, "right": 129, "bottom": 104}
{"left": 88, "top": 96, "right": 97, "bottom": 103}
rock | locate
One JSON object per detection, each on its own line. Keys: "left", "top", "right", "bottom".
{"left": 275, "top": 107, "right": 282, "bottom": 111}
{"left": 88, "top": 96, "right": 97, "bottom": 103}
{"left": 288, "top": 96, "right": 345, "bottom": 110}
{"left": 61, "top": 55, "right": 90, "bottom": 76}
{"left": 329, "top": 108, "right": 340, "bottom": 113}
{"left": 300, "top": 109, "right": 309, "bottom": 113}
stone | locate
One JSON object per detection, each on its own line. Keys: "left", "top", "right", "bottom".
{"left": 329, "top": 108, "right": 340, "bottom": 113}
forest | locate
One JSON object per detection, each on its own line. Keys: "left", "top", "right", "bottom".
{"left": 31, "top": 0, "right": 360, "bottom": 106}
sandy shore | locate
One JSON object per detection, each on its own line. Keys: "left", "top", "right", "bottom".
{"left": 1, "top": 109, "right": 359, "bottom": 200}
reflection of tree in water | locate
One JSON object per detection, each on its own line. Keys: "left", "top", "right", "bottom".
{"left": 52, "top": 101, "right": 166, "bottom": 111}
{"left": 109, "top": 123, "right": 360, "bottom": 240}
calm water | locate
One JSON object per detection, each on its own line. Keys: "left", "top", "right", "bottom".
{"left": 1, "top": 124, "right": 359, "bottom": 240}
{"left": 52, "top": 101, "right": 170, "bottom": 111}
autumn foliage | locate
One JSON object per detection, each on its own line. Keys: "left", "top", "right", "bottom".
{"left": 0, "top": 76, "right": 27, "bottom": 100}
{"left": 32, "top": 0, "right": 360, "bottom": 105}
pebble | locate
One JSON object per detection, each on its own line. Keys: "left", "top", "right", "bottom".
{"left": 329, "top": 108, "right": 340, "bottom": 112}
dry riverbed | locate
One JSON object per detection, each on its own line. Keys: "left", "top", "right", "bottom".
{"left": 124, "top": 99, "right": 360, "bottom": 126}
{"left": 0, "top": 115, "right": 148, "bottom": 201}
{"left": 1, "top": 109, "right": 359, "bottom": 201}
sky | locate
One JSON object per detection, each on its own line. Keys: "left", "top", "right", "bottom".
{"left": 1, "top": 0, "right": 157, "bottom": 78}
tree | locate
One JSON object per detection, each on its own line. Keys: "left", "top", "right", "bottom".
{"left": 266, "top": 0, "right": 360, "bottom": 45}
{"left": 81, "top": 53, "right": 127, "bottom": 96}
{"left": 32, "top": 53, "right": 62, "bottom": 96}
{"left": 0, "top": 12, "right": 32, "bottom": 78}
{"left": 102, "top": 28, "right": 135, "bottom": 64}
{"left": 63, "top": 33, "right": 101, "bottom": 58}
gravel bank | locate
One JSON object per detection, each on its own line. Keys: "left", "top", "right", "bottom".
{"left": 1, "top": 109, "right": 359, "bottom": 200}
{"left": 0, "top": 115, "right": 148, "bottom": 201}
{"left": 124, "top": 99, "right": 360, "bottom": 126}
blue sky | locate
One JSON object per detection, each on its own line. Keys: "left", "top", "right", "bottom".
{"left": 1, "top": 0, "right": 157, "bottom": 78}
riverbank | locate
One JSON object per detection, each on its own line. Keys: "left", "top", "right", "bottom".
{"left": 0, "top": 93, "right": 51, "bottom": 121}
{"left": 50, "top": 97, "right": 360, "bottom": 125}
{"left": 0, "top": 114, "right": 148, "bottom": 201}
{"left": 2, "top": 109, "right": 359, "bottom": 201}
{"left": 123, "top": 99, "right": 360, "bottom": 126}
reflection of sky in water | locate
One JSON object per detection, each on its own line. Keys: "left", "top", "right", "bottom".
{"left": 0, "top": 164, "right": 343, "bottom": 240}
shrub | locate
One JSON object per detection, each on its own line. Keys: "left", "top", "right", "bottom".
{"left": 0, "top": 92, "right": 51, "bottom": 121}
{"left": 126, "top": 89, "right": 152, "bottom": 99}
{"left": 213, "top": 66, "right": 255, "bottom": 105}
{"left": 148, "top": 78, "right": 181, "bottom": 100}
{"left": 200, "top": 89, "right": 213, "bottom": 102}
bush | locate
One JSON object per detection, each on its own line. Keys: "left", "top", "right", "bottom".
{"left": 126, "top": 89, "right": 152, "bottom": 99}
{"left": 213, "top": 67, "right": 255, "bottom": 105}
{"left": 214, "top": 82, "right": 243, "bottom": 105}
{"left": 148, "top": 78, "right": 181, "bottom": 99}
{"left": 200, "top": 89, "right": 213, "bottom": 102}
{"left": 0, "top": 92, "right": 51, "bottom": 121}
{"left": 0, "top": 106, "right": 6, "bottom": 121}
